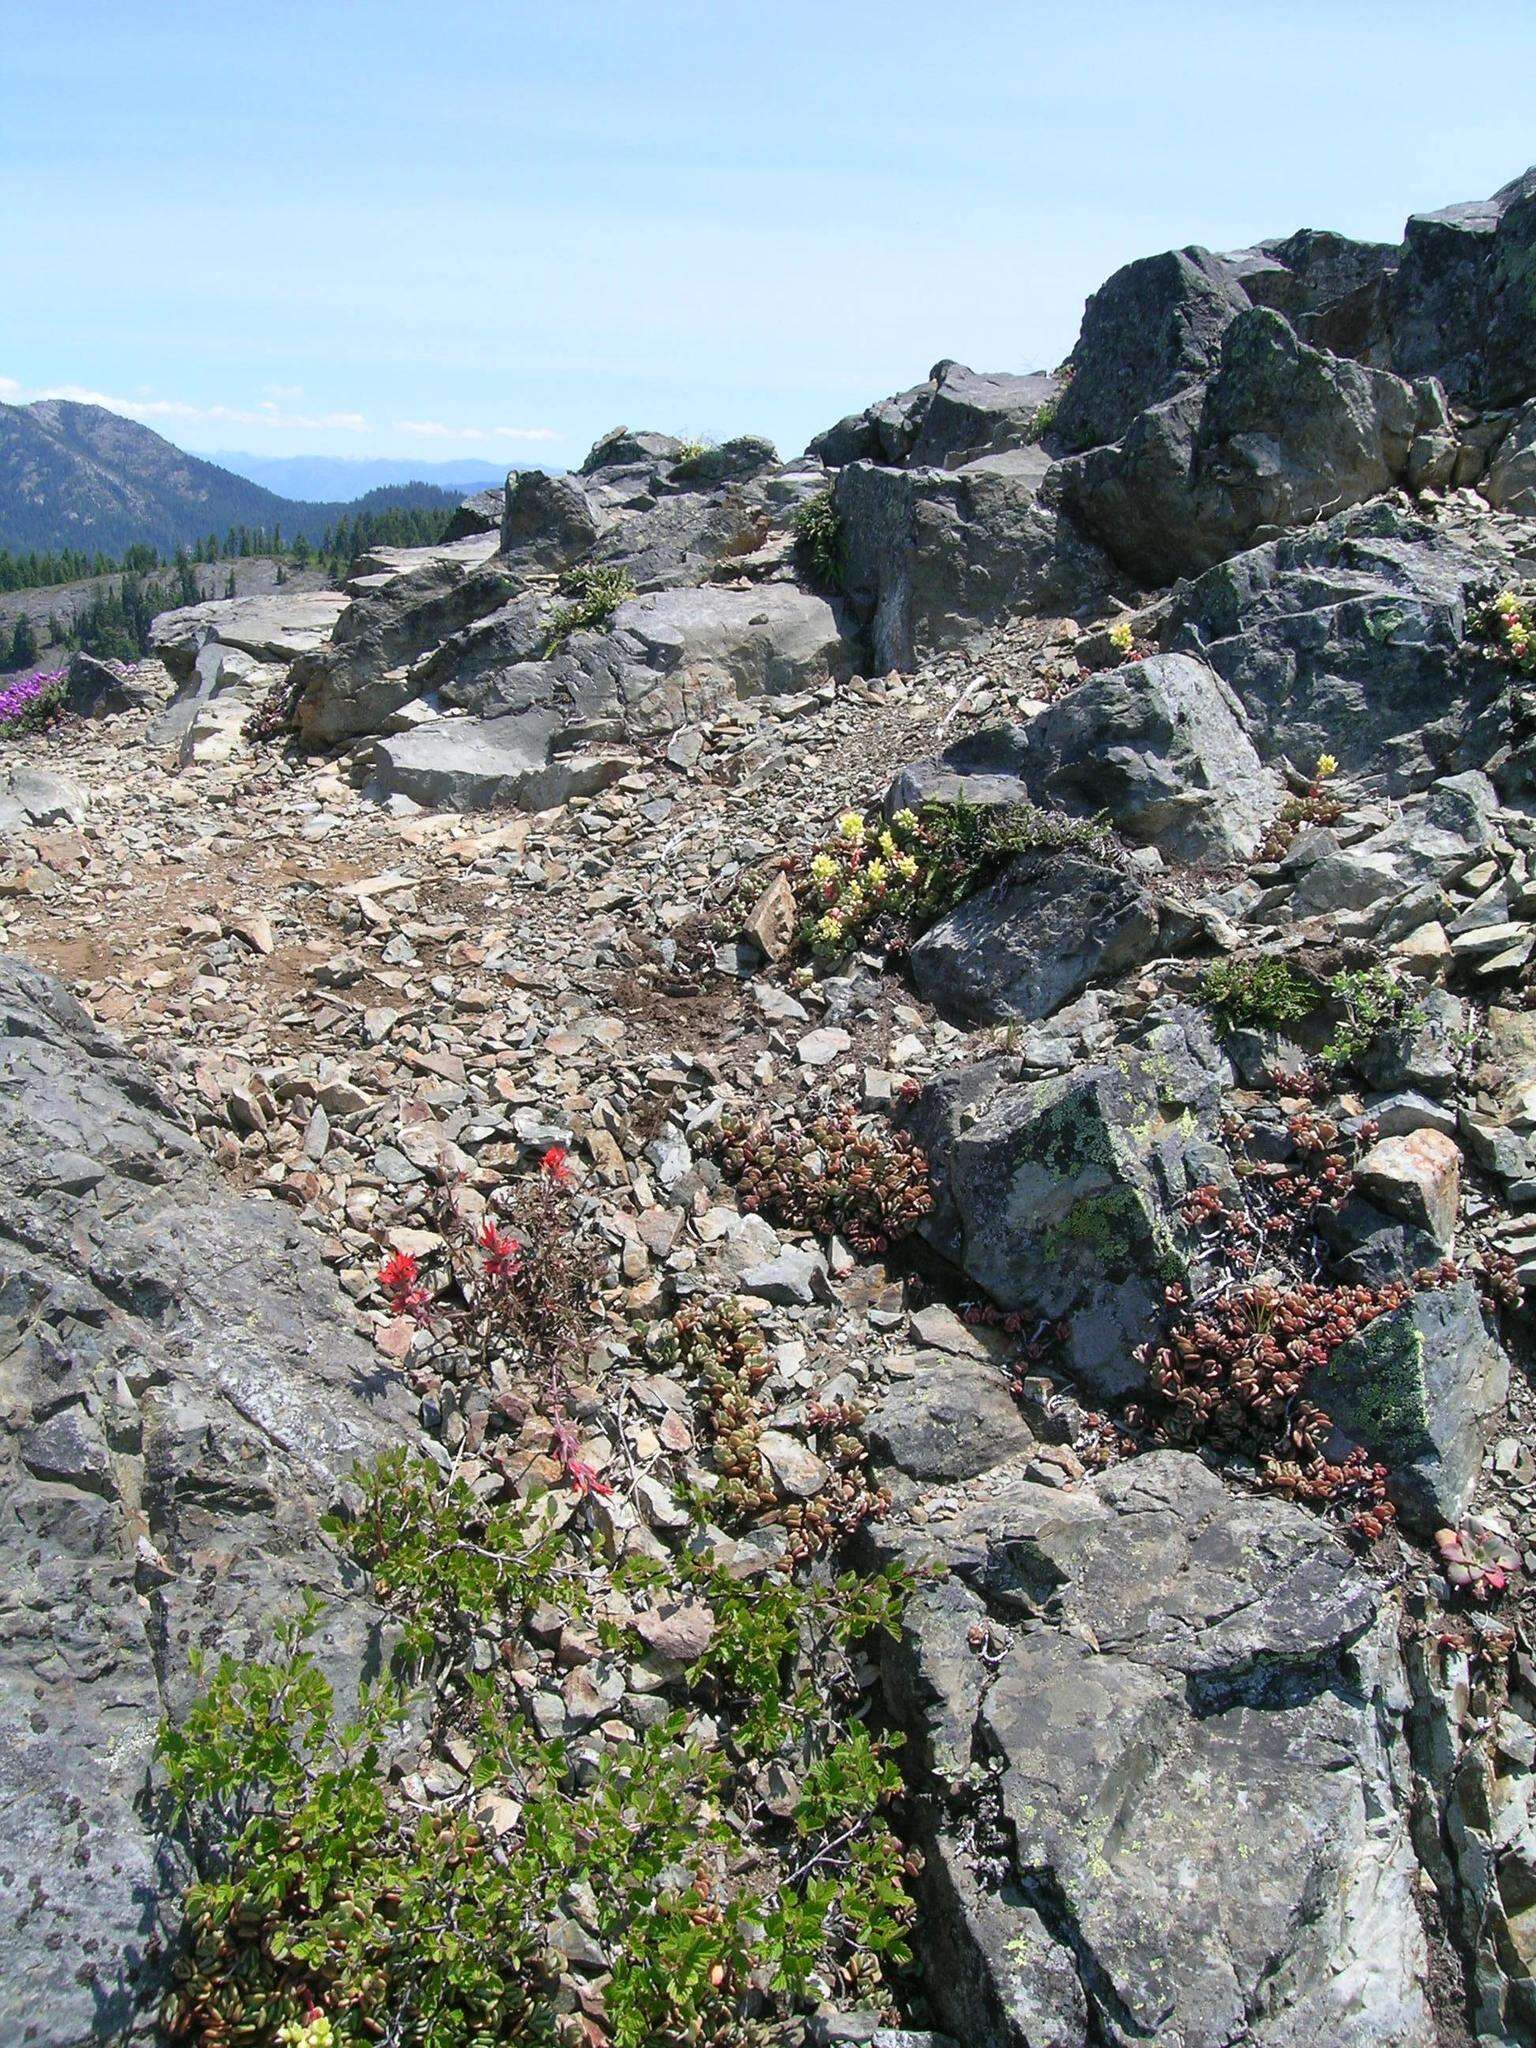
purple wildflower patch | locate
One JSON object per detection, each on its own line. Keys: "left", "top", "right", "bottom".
{"left": 0, "top": 668, "right": 67, "bottom": 736}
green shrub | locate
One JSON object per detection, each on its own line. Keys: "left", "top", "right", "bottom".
{"left": 543, "top": 564, "right": 635, "bottom": 653}
{"left": 792, "top": 489, "right": 843, "bottom": 591}
{"left": 1321, "top": 967, "right": 1423, "bottom": 1071}
{"left": 160, "top": 1452, "right": 921, "bottom": 2048}
{"left": 1197, "top": 956, "right": 1319, "bottom": 1034}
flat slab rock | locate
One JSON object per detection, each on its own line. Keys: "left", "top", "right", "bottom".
{"left": 149, "top": 589, "right": 349, "bottom": 678}
{"left": 874, "top": 1451, "right": 1433, "bottom": 2048}
{"left": 0, "top": 958, "right": 413, "bottom": 2043}
{"left": 370, "top": 711, "right": 635, "bottom": 813}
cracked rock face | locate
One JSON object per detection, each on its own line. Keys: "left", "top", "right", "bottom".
{"left": 0, "top": 958, "right": 411, "bottom": 2045}
{"left": 876, "top": 1452, "right": 1433, "bottom": 2048}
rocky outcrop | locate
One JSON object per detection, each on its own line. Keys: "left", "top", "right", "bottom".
{"left": 0, "top": 959, "right": 411, "bottom": 2044}
{"left": 836, "top": 450, "right": 1113, "bottom": 671}
{"left": 294, "top": 556, "right": 517, "bottom": 742}
{"left": 149, "top": 588, "right": 347, "bottom": 681}
{"left": 1052, "top": 246, "right": 1252, "bottom": 454}
{"left": 874, "top": 1451, "right": 1434, "bottom": 2048}
{"left": 1388, "top": 166, "right": 1536, "bottom": 407}
{"left": 1059, "top": 307, "right": 1437, "bottom": 583}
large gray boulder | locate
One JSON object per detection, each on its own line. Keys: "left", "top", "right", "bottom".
{"left": 908, "top": 849, "right": 1161, "bottom": 1029}
{"left": 1052, "top": 246, "right": 1253, "bottom": 454}
{"left": 904, "top": 363, "right": 1059, "bottom": 468}
{"left": 442, "top": 485, "right": 506, "bottom": 540}
{"left": 0, "top": 958, "right": 412, "bottom": 2044}
{"left": 904, "top": 1031, "right": 1228, "bottom": 1397}
{"left": 1484, "top": 399, "right": 1536, "bottom": 516}
{"left": 500, "top": 469, "right": 606, "bottom": 564}
{"left": 836, "top": 449, "right": 1114, "bottom": 671}
{"left": 1011, "top": 651, "right": 1284, "bottom": 862}
{"left": 1222, "top": 227, "right": 1399, "bottom": 360}
{"left": 875, "top": 1452, "right": 1433, "bottom": 2047}
{"left": 1060, "top": 307, "right": 1430, "bottom": 584}
{"left": 607, "top": 584, "right": 851, "bottom": 707}
{"left": 808, "top": 379, "right": 934, "bottom": 469}
{"left": 1309, "top": 1279, "right": 1509, "bottom": 1532}
{"left": 1163, "top": 499, "right": 1504, "bottom": 784}
{"left": 808, "top": 361, "right": 1056, "bottom": 472}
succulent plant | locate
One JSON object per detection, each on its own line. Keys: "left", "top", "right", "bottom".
{"left": 710, "top": 1107, "right": 933, "bottom": 1255}
{"left": 1435, "top": 1521, "right": 1521, "bottom": 1601}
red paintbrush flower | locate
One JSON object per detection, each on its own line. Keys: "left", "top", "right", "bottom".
{"left": 478, "top": 1220, "right": 523, "bottom": 1282}
{"left": 377, "top": 1249, "right": 433, "bottom": 1325}
{"left": 540, "top": 1144, "right": 574, "bottom": 1186}
{"left": 551, "top": 1416, "right": 613, "bottom": 1498}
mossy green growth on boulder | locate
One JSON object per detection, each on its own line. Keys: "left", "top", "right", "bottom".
{"left": 1308, "top": 1279, "right": 1509, "bottom": 1532}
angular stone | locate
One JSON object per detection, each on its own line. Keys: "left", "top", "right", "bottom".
{"left": 1008, "top": 652, "right": 1283, "bottom": 863}
{"left": 1310, "top": 1280, "right": 1509, "bottom": 1530}
{"left": 867, "top": 1355, "right": 1034, "bottom": 1482}
{"left": 906, "top": 1045, "right": 1225, "bottom": 1398}
{"left": 908, "top": 851, "right": 1160, "bottom": 1027}
{"left": 1354, "top": 1129, "right": 1461, "bottom": 1247}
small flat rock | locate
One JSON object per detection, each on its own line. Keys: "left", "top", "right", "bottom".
{"left": 739, "top": 1246, "right": 829, "bottom": 1305}
{"left": 798, "top": 1026, "right": 852, "bottom": 1066}
{"left": 758, "top": 1428, "right": 831, "bottom": 1499}
{"left": 634, "top": 1601, "right": 715, "bottom": 1662}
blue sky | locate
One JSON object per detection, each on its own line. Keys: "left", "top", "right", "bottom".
{"left": 4, "top": 0, "right": 1535, "bottom": 466}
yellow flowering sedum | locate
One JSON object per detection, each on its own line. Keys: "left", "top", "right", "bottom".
{"left": 809, "top": 852, "right": 838, "bottom": 884}
{"left": 1315, "top": 753, "right": 1338, "bottom": 780}
{"left": 837, "top": 811, "right": 865, "bottom": 844}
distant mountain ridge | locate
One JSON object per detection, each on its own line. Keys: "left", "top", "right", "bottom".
{"left": 214, "top": 452, "right": 514, "bottom": 501}
{"left": 0, "top": 401, "right": 477, "bottom": 557}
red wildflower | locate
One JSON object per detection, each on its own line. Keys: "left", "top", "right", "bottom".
{"left": 478, "top": 1220, "right": 524, "bottom": 1282}
{"left": 551, "top": 1417, "right": 613, "bottom": 1498}
{"left": 377, "top": 1249, "right": 434, "bottom": 1325}
{"left": 540, "top": 1144, "right": 574, "bottom": 1187}
{"left": 379, "top": 1249, "right": 419, "bottom": 1295}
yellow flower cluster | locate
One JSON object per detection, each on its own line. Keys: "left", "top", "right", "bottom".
{"left": 278, "top": 2018, "right": 335, "bottom": 2048}
{"left": 797, "top": 804, "right": 932, "bottom": 960}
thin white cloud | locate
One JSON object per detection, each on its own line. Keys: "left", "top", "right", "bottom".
{"left": 11, "top": 379, "right": 373, "bottom": 433}
{"left": 395, "top": 418, "right": 562, "bottom": 443}
{"left": 1, "top": 377, "right": 561, "bottom": 445}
